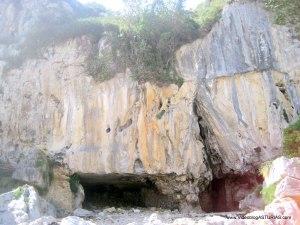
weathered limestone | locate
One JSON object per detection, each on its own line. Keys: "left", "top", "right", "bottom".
{"left": 0, "top": 0, "right": 299, "bottom": 213}
{"left": 0, "top": 35, "right": 211, "bottom": 208}
{"left": 45, "top": 167, "right": 79, "bottom": 215}
{"left": 0, "top": 185, "right": 56, "bottom": 225}
{"left": 0, "top": 148, "right": 51, "bottom": 191}
{"left": 275, "top": 177, "right": 300, "bottom": 205}
{"left": 176, "top": 2, "right": 300, "bottom": 174}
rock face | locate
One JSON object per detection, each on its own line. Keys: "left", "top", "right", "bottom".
{"left": 0, "top": 35, "right": 210, "bottom": 208}
{"left": 177, "top": 2, "right": 300, "bottom": 174}
{"left": 0, "top": 185, "right": 56, "bottom": 225}
{"left": 0, "top": 0, "right": 299, "bottom": 212}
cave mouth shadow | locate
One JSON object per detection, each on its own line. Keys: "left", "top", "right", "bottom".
{"left": 199, "top": 173, "right": 263, "bottom": 213}
{"left": 79, "top": 174, "right": 179, "bottom": 210}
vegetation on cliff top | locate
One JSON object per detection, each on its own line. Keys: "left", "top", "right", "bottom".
{"left": 5, "top": 0, "right": 300, "bottom": 84}
{"left": 6, "top": 0, "right": 232, "bottom": 86}
{"left": 193, "top": 0, "right": 230, "bottom": 33}
{"left": 265, "top": 0, "right": 300, "bottom": 37}
{"left": 283, "top": 117, "right": 300, "bottom": 158}
{"left": 85, "top": 0, "right": 234, "bottom": 85}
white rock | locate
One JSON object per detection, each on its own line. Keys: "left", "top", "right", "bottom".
{"left": 144, "top": 213, "right": 164, "bottom": 225}
{"left": 103, "top": 207, "right": 116, "bottom": 213}
{"left": 0, "top": 185, "right": 56, "bottom": 225}
{"left": 265, "top": 157, "right": 300, "bottom": 186}
{"left": 60, "top": 216, "right": 96, "bottom": 225}
{"left": 74, "top": 184, "right": 85, "bottom": 209}
{"left": 73, "top": 208, "right": 94, "bottom": 218}
{"left": 27, "top": 216, "right": 58, "bottom": 225}
{"left": 171, "top": 218, "right": 197, "bottom": 225}
{"left": 132, "top": 208, "right": 141, "bottom": 213}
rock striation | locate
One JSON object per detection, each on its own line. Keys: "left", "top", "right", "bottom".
{"left": 177, "top": 2, "right": 300, "bottom": 175}
{"left": 0, "top": 0, "right": 299, "bottom": 212}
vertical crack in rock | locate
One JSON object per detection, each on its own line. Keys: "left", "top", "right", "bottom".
{"left": 193, "top": 99, "right": 263, "bottom": 212}
{"left": 192, "top": 100, "right": 224, "bottom": 178}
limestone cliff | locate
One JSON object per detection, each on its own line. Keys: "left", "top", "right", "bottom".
{"left": 0, "top": 0, "right": 299, "bottom": 212}
{"left": 177, "top": 2, "right": 300, "bottom": 175}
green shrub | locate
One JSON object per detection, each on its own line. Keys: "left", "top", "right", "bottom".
{"left": 193, "top": 0, "right": 230, "bottom": 31}
{"left": 79, "top": 16, "right": 129, "bottom": 31}
{"left": 283, "top": 118, "right": 300, "bottom": 158}
{"left": 7, "top": 0, "right": 230, "bottom": 86}
{"left": 86, "top": 48, "right": 115, "bottom": 82}
{"left": 69, "top": 174, "right": 80, "bottom": 193}
{"left": 111, "top": 3, "right": 197, "bottom": 86}
{"left": 264, "top": 0, "right": 300, "bottom": 36}
{"left": 261, "top": 182, "right": 277, "bottom": 204}
{"left": 13, "top": 187, "right": 24, "bottom": 200}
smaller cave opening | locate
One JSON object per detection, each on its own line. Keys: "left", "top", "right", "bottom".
{"left": 199, "top": 173, "right": 263, "bottom": 213}
{"left": 80, "top": 174, "right": 178, "bottom": 210}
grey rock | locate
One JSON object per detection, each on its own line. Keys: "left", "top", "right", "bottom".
{"left": 74, "top": 184, "right": 85, "bottom": 209}
{"left": 0, "top": 148, "right": 51, "bottom": 191}
{"left": 0, "top": 185, "right": 56, "bottom": 225}
{"left": 177, "top": 2, "right": 300, "bottom": 173}
{"left": 73, "top": 208, "right": 94, "bottom": 218}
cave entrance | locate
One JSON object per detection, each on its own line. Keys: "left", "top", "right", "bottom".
{"left": 80, "top": 174, "right": 178, "bottom": 210}
{"left": 199, "top": 173, "right": 263, "bottom": 212}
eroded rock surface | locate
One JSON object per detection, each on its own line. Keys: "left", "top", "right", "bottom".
{"left": 177, "top": 2, "right": 300, "bottom": 174}
{"left": 0, "top": 0, "right": 299, "bottom": 213}
{"left": 0, "top": 185, "right": 56, "bottom": 225}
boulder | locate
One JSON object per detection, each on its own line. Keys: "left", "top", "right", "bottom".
{"left": 0, "top": 185, "right": 56, "bottom": 225}
{"left": 0, "top": 149, "right": 51, "bottom": 191}
{"left": 73, "top": 208, "right": 94, "bottom": 218}
{"left": 275, "top": 176, "right": 300, "bottom": 205}
{"left": 265, "top": 157, "right": 300, "bottom": 186}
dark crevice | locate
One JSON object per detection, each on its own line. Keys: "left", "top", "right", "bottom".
{"left": 193, "top": 99, "right": 264, "bottom": 213}
{"left": 119, "top": 118, "right": 133, "bottom": 132}
{"left": 193, "top": 99, "right": 223, "bottom": 177}
{"left": 158, "top": 99, "right": 163, "bottom": 110}
{"left": 275, "top": 83, "right": 290, "bottom": 102}
{"left": 283, "top": 108, "right": 289, "bottom": 123}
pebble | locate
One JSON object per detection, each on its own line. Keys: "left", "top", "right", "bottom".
{"left": 103, "top": 207, "right": 116, "bottom": 213}
{"left": 132, "top": 208, "right": 141, "bottom": 213}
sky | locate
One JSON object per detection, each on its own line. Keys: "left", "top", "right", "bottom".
{"left": 78, "top": 0, "right": 202, "bottom": 11}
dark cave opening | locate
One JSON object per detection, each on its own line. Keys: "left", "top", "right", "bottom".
{"left": 80, "top": 174, "right": 179, "bottom": 210}
{"left": 199, "top": 173, "right": 263, "bottom": 212}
